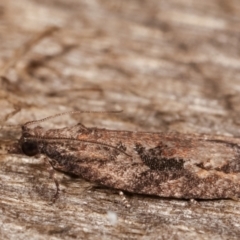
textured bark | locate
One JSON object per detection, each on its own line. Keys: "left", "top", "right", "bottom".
{"left": 1, "top": 0, "right": 240, "bottom": 239}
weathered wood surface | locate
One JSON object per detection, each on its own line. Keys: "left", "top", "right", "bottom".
{"left": 1, "top": 0, "right": 240, "bottom": 239}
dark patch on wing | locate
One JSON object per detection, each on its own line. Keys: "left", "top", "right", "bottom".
{"left": 134, "top": 144, "right": 184, "bottom": 171}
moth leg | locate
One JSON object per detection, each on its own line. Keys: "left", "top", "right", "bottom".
{"left": 44, "top": 158, "right": 60, "bottom": 202}
{"left": 189, "top": 199, "right": 199, "bottom": 206}
{"left": 119, "top": 191, "right": 130, "bottom": 208}
{"left": 49, "top": 167, "right": 60, "bottom": 203}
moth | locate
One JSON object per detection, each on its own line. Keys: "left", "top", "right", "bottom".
{"left": 13, "top": 111, "right": 240, "bottom": 200}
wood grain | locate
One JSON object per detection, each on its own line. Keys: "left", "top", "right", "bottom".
{"left": 1, "top": 0, "right": 240, "bottom": 239}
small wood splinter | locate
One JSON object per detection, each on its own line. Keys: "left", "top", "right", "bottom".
{"left": 119, "top": 191, "right": 130, "bottom": 208}
{"left": 44, "top": 158, "right": 60, "bottom": 203}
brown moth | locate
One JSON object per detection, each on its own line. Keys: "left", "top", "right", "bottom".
{"left": 14, "top": 111, "right": 240, "bottom": 199}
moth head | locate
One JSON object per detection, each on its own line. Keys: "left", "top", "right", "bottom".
{"left": 21, "top": 140, "right": 39, "bottom": 156}
{"left": 20, "top": 129, "right": 40, "bottom": 157}
{"left": 19, "top": 122, "right": 48, "bottom": 156}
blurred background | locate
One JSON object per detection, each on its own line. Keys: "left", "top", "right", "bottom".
{"left": 1, "top": 0, "right": 240, "bottom": 239}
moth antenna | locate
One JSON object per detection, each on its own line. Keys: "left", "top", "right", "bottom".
{"left": 23, "top": 110, "right": 123, "bottom": 128}
{"left": 25, "top": 136, "right": 131, "bottom": 158}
